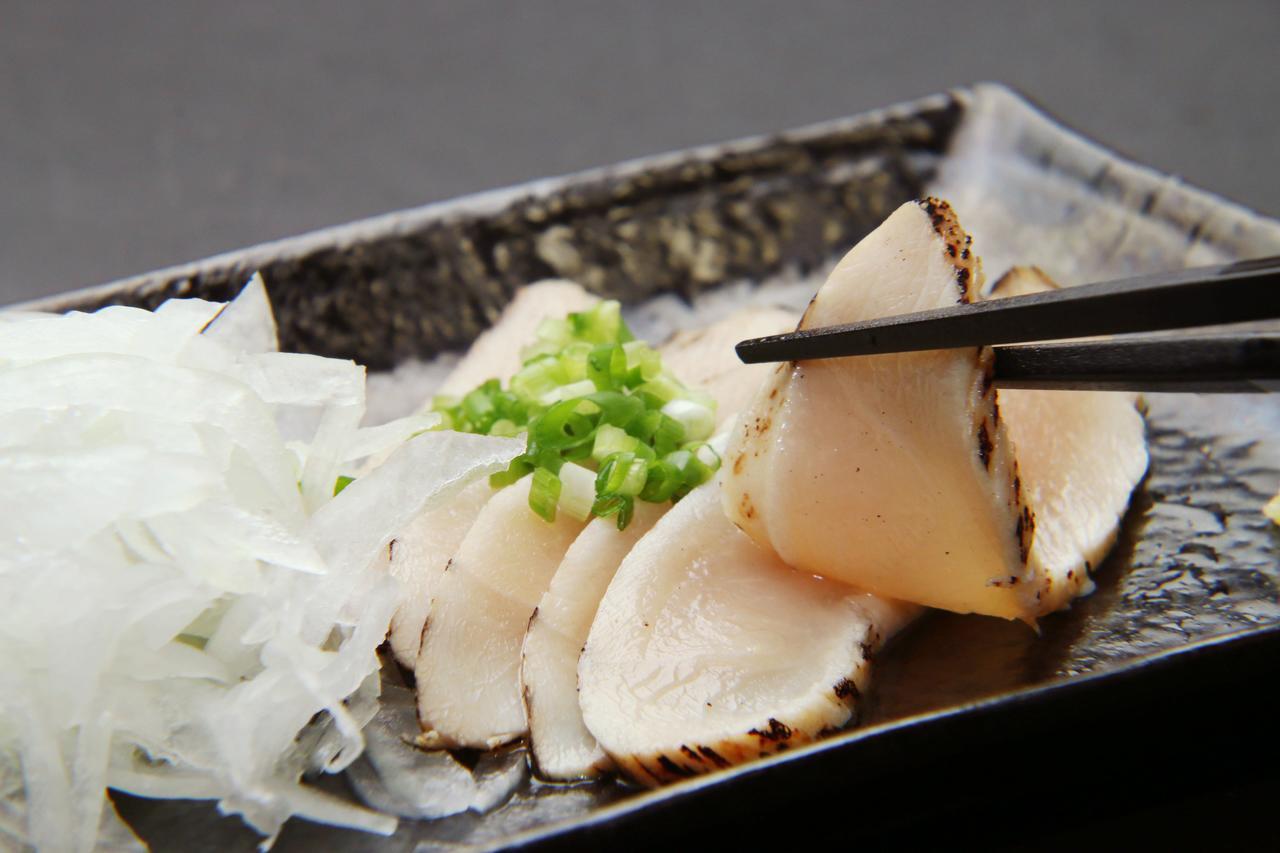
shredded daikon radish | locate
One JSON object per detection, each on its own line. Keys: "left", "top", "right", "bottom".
{"left": 0, "top": 275, "right": 523, "bottom": 851}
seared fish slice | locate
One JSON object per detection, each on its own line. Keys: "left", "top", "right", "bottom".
{"left": 579, "top": 478, "right": 915, "bottom": 785}
{"left": 415, "top": 475, "right": 586, "bottom": 749}
{"left": 385, "top": 478, "right": 491, "bottom": 667}
{"left": 986, "top": 267, "right": 1148, "bottom": 612}
{"left": 724, "top": 198, "right": 1027, "bottom": 617}
{"left": 520, "top": 503, "right": 665, "bottom": 780}
{"left": 722, "top": 199, "right": 1145, "bottom": 621}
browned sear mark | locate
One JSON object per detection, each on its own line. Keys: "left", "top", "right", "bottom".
{"left": 698, "top": 746, "right": 730, "bottom": 768}
{"left": 919, "top": 197, "right": 980, "bottom": 303}
{"left": 657, "top": 755, "right": 696, "bottom": 778}
{"left": 977, "top": 423, "right": 993, "bottom": 469}
{"left": 833, "top": 678, "right": 861, "bottom": 702}
{"left": 748, "top": 718, "right": 793, "bottom": 742}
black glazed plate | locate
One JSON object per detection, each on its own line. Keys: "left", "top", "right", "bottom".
{"left": 32, "top": 84, "right": 1280, "bottom": 850}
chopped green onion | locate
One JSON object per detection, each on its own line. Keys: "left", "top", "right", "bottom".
{"left": 490, "top": 457, "right": 533, "bottom": 488}
{"left": 694, "top": 442, "right": 721, "bottom": 470}
{"left": 558, "top": 462, "right": 597, "bottom": 521}
{"left": 652, "top": 414, "right": 685, "bottom": 456}
{"left": 586, "top": 391, "right": 644, "bottom": 428}
{"left": 592, "top": 423, "right": 638, "bottom": 462}
{"left": 634, "top": 376, "right": 685, "bottom": 408}
{"left": 488, "top": 418, "right": 522, "bottom": 437}
{"left": 437, "top": 298, "right": 720, "bottom": 528}
{"left": 533, "top": 399, "right": 597, "bottom": 449}
{"left": 622, "top": 341, "right": 662, "bottom": 381}
{"left": 529, "top": 468, "right": 562, "bottom": 522}
{"left": 540, "top": 379, "right": 598, "bottom": 406}
{"left": 569, "top": 300, "right": 629, "bottom": 344}
{"left": 619, "top": 457, "right": 650, "bottom": 496}
{"left": 661, "top": 399, "right": 715, "bottom": 442}
{"left": 640, "top": 460, "right": 681, "bottom": 503}
{"left": 596, "top": 452, "right": 634, "bottom": 495}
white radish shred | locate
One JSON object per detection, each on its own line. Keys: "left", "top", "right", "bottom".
{"left": 0, "top": 277, "right": 524, "bottom": 851}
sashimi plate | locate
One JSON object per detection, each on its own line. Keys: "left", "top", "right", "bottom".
{"left": 33, "top": 84, "right": 1280, "bottom": 850}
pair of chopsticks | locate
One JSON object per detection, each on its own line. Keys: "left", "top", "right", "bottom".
{"left": 735, "top": 256, "right": 1280, "bottom": 393}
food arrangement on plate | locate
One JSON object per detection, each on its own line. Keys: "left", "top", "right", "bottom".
{"left": 2, "top": 85, "right": 1278, "bottom": 850}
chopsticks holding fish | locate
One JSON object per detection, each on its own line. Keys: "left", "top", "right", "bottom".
{"left": 735, "top": 256, "right": 1280, "bottom": 392}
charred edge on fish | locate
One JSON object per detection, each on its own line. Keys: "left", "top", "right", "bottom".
{"left": 657, "top": 755, "right": 696, "bottom": 778}
{"left": 833, "top": 678, "right": 861, "bottom": 703}
{"left": 698, "top": 746, "right": 731, "bottom": 768}
{"left": 748, "top": 718, "right": 793, "bottom": 742}
{"left": 977, "top": 422, "right": 993, "bottom": 469}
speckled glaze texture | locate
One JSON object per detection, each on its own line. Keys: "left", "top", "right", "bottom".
{"left": 91, "top": 85, "right": 1279, "bottom": 850}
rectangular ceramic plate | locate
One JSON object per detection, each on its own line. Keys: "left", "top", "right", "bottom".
{"left": 35, "top": 84, "right": 1280, "bottom": 850}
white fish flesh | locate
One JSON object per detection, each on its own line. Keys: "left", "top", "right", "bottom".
{"left": 384, "top": 478, "right": 492, "bottom": 667}
{"left": 519, "top": 502, "right": 665, "bottom": 780}
{"left": 984, "top": 267, "right": 1148, "bottom": 612}
{"left": 721, "top": 199, "right": 1146, "bottom": 620}
{"left": 415, "top": 475, "right": 586, "bottom": 749}
{"left": 579, "top": 478, "right": 915, "bottom": 785}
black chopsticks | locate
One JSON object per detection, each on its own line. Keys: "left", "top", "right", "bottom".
{"left": 735, "top": 256, "right": 1280, "bottom": 392}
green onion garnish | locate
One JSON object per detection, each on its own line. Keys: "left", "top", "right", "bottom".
{"left": 430, "top": 300, "right": 720, "bottom": 529}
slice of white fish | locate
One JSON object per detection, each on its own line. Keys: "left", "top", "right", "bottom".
{"left": 518, "top": 306, "right": 799, "bottom": 781}
{"left": 385, "top": 478, "right": 492, "bottom": 667}
{"left": 985, "top": 267, "right": 1149, "bottom": 612}
{"left": 661, "top": 306, "right": 798, "bottom": 428}
{"left": 722, "top": 198, "right": 1146, "bottom": 620}
{"left": 436, "top": 279, "right": 597, "bottom": 397}
{"left": 579, "top": 478, "right": 916, "bottom": 785}
{"left": 382, "top": 279, "right": 595, "bottom": 668}
{"left": 415, "top": 475, "right": 586, "bottom": 749}
{"left": 520, "top": 502, "right": 665, "bottom": 780}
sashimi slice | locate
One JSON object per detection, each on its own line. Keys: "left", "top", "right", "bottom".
{"left": 384, "top": 478, "right": 492, "bottom": 667}
{"left": 986, "top": 267, "right": 1148, "bottom": 612}
{"left": 519, "top": 502, "right": 665, "bottom": 780}
{"left": 415, "top": 476, "right": 586, "bottom": 749}
{"left": 721, "top": 199, "right": 1146, "bottom": 621}
{"left": 722, "top": 199, "right": 1035, "bottom": 619}
{"left": 579, "top": 479, "right": 915, "bottom": 785}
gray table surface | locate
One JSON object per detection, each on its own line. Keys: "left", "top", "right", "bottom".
{"left": 3, "top": 1, "right": 1278, "bottom": 306}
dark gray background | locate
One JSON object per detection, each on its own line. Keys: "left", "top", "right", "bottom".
{"left": 3, "top": 1, "right": 1278, "bottom": 306}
